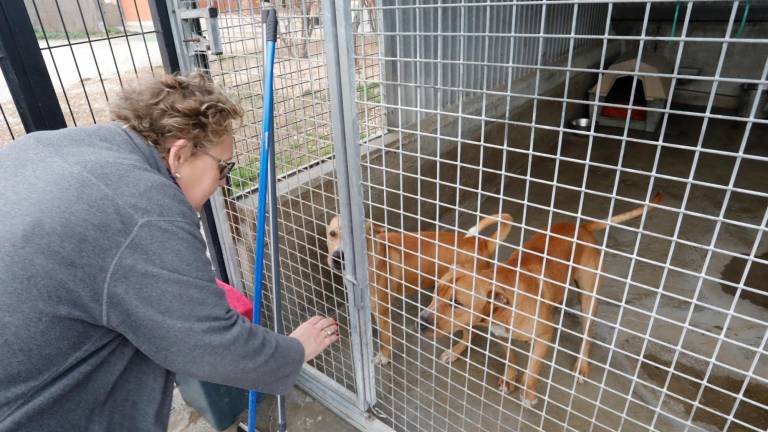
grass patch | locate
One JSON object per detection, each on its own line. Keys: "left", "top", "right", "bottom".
{"left": 229, "top": 131, "right": 334, "bottom": 194}
{"left": 235, "top": 90, "right": 263, "bottom": 110}
{"left": 356, "top": 81, "right": 381, "bottom": 103}
{"left": 275, "top": 134, "right": 333, "bottom": 173}
{"left": 301, "top": 82, "right": 377, "bottom": 102}
{"left": 35, "top": 27, "right": 136, "bottom": 41}
{"left": 301, "top": 87, "right": 328, "bottom": 100}
{"left": 229, "top": 157, "right": 261, "bottom": 194}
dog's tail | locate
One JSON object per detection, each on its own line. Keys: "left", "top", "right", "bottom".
{"left": 584, "top": 192, "right": 663, "bottom": 232}
{"left": 464, "top": 213, "right": 513, "bottom": 256}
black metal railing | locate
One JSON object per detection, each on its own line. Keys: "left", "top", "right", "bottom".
{"left": 0, "top": 0, "right": 166, "bottom": 146}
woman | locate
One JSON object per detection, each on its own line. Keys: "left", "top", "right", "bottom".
{"left": 0, "top": 74, "right": 338, "bottom": 431}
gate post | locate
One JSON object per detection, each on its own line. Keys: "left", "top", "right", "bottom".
{"left": 322, "top": 0, "right": 378, "bottom": 411}
{"left": 153, "top": 0, "right": 239, "bottom": 288}
{"left": 0, "top": 0, "right": 66, "bottom": 133}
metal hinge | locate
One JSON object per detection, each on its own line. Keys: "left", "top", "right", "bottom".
{"left": 343, "top": 273, "right": 359, "bottom": 287}
{"left": 177, "top": 6, "right": 222, "bottom": 55}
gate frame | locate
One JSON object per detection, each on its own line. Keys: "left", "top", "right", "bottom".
{"left": 322, "top": 0, "right": 378, "bottom": 411}
{"left": 160, "top": 0, "right": 239, "bottom": 288}
{"left": 162, "top": 0, "right": 389, "bottom": 428}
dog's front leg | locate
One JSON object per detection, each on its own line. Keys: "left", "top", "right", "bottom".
{"left": 440, "top": 327, "right": 470, "bottom": 364}
{"left": 497, "top": 342, "right": 518, "bottom": 394}
{"left": 373, "top": 286, "right": 393, "bottom": 366}
{"left": 519, "top": 323, "right": 554, "bottom": 408}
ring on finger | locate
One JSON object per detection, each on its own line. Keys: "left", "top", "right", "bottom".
{"left": 325, "top": 329, "right": 334, "bottom": 337}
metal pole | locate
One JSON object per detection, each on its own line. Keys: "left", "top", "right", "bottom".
{"left": 322, "top": 0, "right": 377, "bottom": 411}
{"left": 148, "top": 0, "right": 181, "bottom": 74}
{"left": 0, "top": 0, "right": 66, "bottom": 133}
{"left": 263, "top": 4, "right": 287, "bottom": 430}
{"left": 249, "top": 3, "right": 281, "bottom": 432}
{"left": 332, "top": 0, "right": 378, "bottom": 408}
{"left": 156, "top": 0, "right": 232, "bottom": 285}
{"left": 267, "top": 71, "right": 287, "bottom": 432}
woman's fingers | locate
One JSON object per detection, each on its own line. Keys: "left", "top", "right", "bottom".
{"left": 322, "top": 333, "right": 340, "bottom": 348}
{"left": 313, "top": 316, "right": 336, "bottom": 330}
{"left": 290, "top": 315, "right": 341, "bottom": 362}
{"left": 321, "top": 324, "right": 339, "bottom": 337}
{"left": 306, "top": 315, "right": 324, "bottom": 326}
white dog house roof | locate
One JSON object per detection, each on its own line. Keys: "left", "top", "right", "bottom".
{"left": 592, "top": 56, "right": 672, "bottom": 101}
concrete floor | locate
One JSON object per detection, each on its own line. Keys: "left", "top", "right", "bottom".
{"left": 168, "top": 385, "right": 355, "bottom": 432}
{"left": 358, "top": 106, "right": 767, "bottom": 432}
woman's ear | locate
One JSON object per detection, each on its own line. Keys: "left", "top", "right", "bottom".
{"left": 164, "top": 138, "right": 192, "bottom": 175}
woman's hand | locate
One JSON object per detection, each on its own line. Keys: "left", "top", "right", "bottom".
{"left": 289, "top": 316, "right": 340, "bottom": 362}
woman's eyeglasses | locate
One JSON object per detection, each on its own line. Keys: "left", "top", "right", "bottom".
{"left": 198, "top": 149, "right": 236, "bottom": 180}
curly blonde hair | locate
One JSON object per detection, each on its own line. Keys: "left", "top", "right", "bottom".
{"left": 110, "top": 73, "right": 243, "bottom": 153}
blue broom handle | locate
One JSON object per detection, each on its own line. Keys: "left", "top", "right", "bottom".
{"left": 248, "top": 17, "right": 277, "bottom": 432}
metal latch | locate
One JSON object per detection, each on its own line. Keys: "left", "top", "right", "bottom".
{"left": 179, "top": 6, "right": 223, "bottom": 55}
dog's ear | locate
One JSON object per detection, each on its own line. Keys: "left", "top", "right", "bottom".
{"left": 365, "top": 220, "right": 385, "bottom": 236}
{"left": 493, "top": 291, "right": 509, "bottom": 305}
{"left": 483, "top": 288, "right": 510, "bottom": 316}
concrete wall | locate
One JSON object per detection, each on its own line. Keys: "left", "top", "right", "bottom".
{"left": 381, "top": 1, "right": 610, "bottom": 128}
{"left": 120, "top": 0, "right": 151, "bottom": 22}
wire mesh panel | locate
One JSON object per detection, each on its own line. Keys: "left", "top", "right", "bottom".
{"left": 0, "top": 0, "right": 162, "bottom": 145}
{"left": 173, "top": 0, "right": 386, "bottom": 405}
{"left": 349, "top": 1, "right": 768, "bottom": 431}
{"left": 24, "top": 0, "right": 162, "bottom": 126}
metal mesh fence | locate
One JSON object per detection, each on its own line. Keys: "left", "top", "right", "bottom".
{"left": 3, "top": 0, "right": 765, "bottom": 430}
{"left": 186, "top": 0, "right": 386, "bottom": 402}
{"left": 351, "top": 1, "right": 767, "bottom": 431}
{"left": 167, "top": 1, "right": 768, "bottom": 431}
{"left": 0, "top": 0, "right": 162, "bottom": 146}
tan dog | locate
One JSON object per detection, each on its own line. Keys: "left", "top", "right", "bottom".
{"left": 419, "top": 194, "right": 662, "bottom": 406}
{"left": 326, "top": 213, "right": 513, "bottom": 365}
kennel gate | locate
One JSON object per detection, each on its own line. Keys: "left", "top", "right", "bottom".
{"left": 168, "top": 1, "right": 767, "bottom": 431}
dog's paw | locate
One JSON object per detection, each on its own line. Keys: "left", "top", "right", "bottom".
{"left": 440, "top": 350, "right": 460, "bottom": 364}
{"left": 496, "top": 377, "right": 514, "bottom": 394}
{"left": 374, "top": 352, "right": 391, "bottom": 366}
{"left": 520, "top": 393, "right": 539, "bottom": 408}
{"left": 573, "top": 358, "right": 589, "bottom": 384}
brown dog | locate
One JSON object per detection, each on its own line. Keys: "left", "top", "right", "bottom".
{"left": 419, "top": 194, "right": 662, "bottom": 406}
{"left": 326, "top": 213, "right": 513, "bottom": 365}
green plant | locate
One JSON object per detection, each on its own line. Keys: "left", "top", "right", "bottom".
{"left": 356, "top": 81, "right": 381, "bottom": 103}
{"left": 229, "top": 131, "right": 336, "bottom": 193}
{"left": 229, "top": 157, "right": 261, "bottom": 193}
{"left": 35, "top": 26, "right": 136, "bottom": 41}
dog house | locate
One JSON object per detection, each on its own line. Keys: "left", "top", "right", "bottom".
{"left": 589, "top": 56, "right": 672, "bottom": 132}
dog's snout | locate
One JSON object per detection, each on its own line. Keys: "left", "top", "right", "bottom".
{"left": 331, "top": 250, "right": 344, "bottom": 270}
{"left": 419, "top": 321, "right": 431, "bottom": 333}
{"left": 418, "top": 310, "right": 434, "bottom": 333}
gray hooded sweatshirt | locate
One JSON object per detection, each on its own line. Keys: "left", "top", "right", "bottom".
{"left": 0, "top": 123, "right": 304, "bottom": 431}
